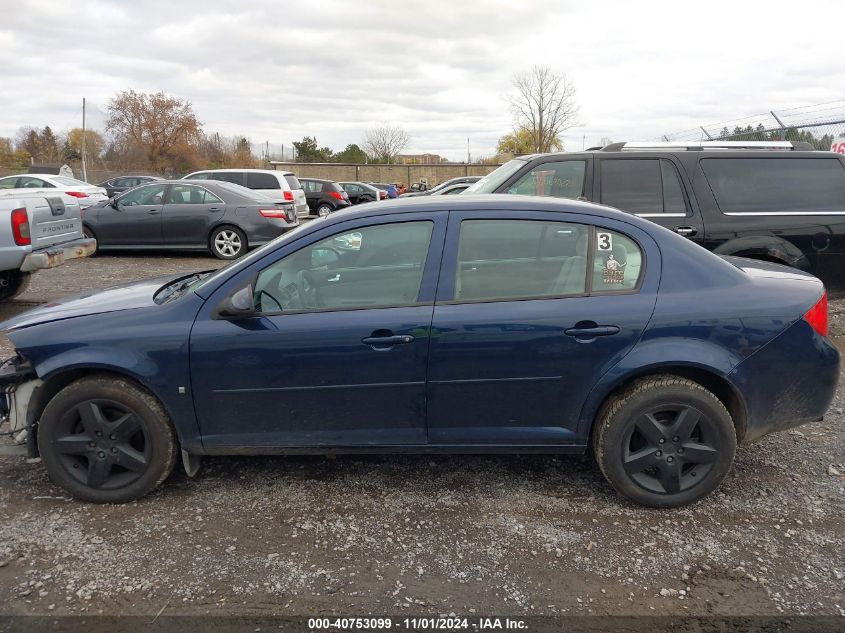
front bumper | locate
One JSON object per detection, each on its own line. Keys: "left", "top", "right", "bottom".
{"left": 20, "top": 237, "right": 97, "bottom": 273}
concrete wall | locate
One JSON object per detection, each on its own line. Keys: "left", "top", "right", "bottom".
{"left": 269, "top": 162, "right": 501, "bottom": 187}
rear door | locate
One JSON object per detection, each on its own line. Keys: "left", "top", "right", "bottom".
{"left": 96, "top": 183, "right": 167, "bottom": 246}
{"left": 426, "top": 210, "right": 659, "bottom": 446}
{"left": 163, "top": 184, "right": 225, "bottom": 246}
{"left": 595, "top": 156, "right": 704, "bottom": 245}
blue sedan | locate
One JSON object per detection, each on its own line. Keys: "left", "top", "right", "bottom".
{"left": 0, "top": 195, "right": 838, "bottom": 506}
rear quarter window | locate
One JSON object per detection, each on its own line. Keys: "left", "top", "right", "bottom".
{"left": 701, "top": 157, "right": 845, "bottom": 214}
{"left": 284, "top": 174, "right": 302, "bottom": 190}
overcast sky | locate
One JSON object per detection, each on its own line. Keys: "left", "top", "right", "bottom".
{"left": 2, "top": 0, "right": 844, "bottom": 161}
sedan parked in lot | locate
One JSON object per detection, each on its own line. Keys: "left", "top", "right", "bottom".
{"left": 0, "top": 196, "right": 837, "bottom": 506}
{"left": 81, "top": 180, "right": 298, "bottom": 259}
{"left": 97, "top": 175, "right": 163, "bottom": 198}
{"left": 299, "top": 178, "right": 351, "bottom": 216}
{"left": 0, "top": 174, "right": 109, "bottom": 209}
{"left": 400, "top": 176, "right": 481, "bottom": 198}
{"left": 338, "top": 181, "right": 381, "bottom": 204}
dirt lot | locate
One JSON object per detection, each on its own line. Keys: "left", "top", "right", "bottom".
{"left": 0, "top": 254, "right": 843, "bottom": 623}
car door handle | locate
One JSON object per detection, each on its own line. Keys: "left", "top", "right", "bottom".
{"left": 361, "top": 334, "right": 415, "bottom": 348}
{"left": 673, "top": 226, "right": 697, "bottom": 237}
{"left": 565, "top": 325, "right": 620, "bottom": 337}
{"left": 208, "top": 207, "right": 222, "bottom": 212}
{"left": 147, "top": 209, "right": 160, "bottom": 215}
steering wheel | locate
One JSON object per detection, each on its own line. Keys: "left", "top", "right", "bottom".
{"left": 295, "top": 270, "right": 320, "bottom": 309}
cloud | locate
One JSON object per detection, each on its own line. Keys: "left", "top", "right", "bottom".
{"left": 1, "top": 0, "right": 843, "bottom": 159}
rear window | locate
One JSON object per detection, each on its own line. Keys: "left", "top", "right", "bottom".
{"left": 284, "top": 174, "right": 301, "bottom": 190}
{"left": 701, "top": 157, "right": 845, "bottom": 214}
{"left": 246, "top": 172, "right": 281, "bottom": 190}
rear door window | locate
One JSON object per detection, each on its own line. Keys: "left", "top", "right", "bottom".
{"left": 701, "top": 158, "right": 845, "bottom": 214}
{"left": 454, "top": 220, "right": 589, "bottom": 301}
{"left": 600, "top": 159, "right": 688, "bottom": 215}
{"left": 246, "top": 172, "right": 281, "bottom": 189}
{"left": 507, "top": 160, "right": 586, "bottom": 198}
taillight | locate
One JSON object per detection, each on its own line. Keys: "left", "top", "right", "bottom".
{"left": 329, "top": 191, "right": 343, "bottom": 201}
{"left": 803, "top": 292, "right": 828, "bottom": 337}
{"left": 65, "top": 191, "right": 89, "bottom": 198}
{"left": 283, "top": 191, "right": 294, "bottom": 202}
{"left": 259, "top": 208, "right": 289, "bottom": 218}
{"left": 11, "top": 208, "right": 30, "bottom": 246}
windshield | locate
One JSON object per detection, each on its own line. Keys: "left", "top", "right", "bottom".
{"left": 187, "top": 216, "right": 328, "bottom": 295}
{"left": 464, "top": 159, "right": 527, "bottom": 194}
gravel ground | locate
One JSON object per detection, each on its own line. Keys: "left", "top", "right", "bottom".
{"left": 0, "top": 254, "right": 843, "bottom": 621}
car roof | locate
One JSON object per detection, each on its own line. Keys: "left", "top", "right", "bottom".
{"left": 299, "top": 177, "right": 333, "bottom": 183}
{"left": 324, "top": 194, "right": 655, "bottom": 229}
{"left": 187, "top": 168, "right": 290, "bottom": 174}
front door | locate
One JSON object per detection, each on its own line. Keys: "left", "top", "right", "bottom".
{"left": 97, "top": 183, "right": 167, "bottom": 246}
{"left": 426, "top": 212, "right": 659, "bottom": 446}
{"left": 190, "top": 213, "right": 446, "bottom": 448}
{"left": 163, "top": 184, "right": 224, "bottom": 246}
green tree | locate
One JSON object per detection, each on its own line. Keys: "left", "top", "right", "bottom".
{"left": 0, "top": 138, "right": 31, "bottom": 170}
{"left": 292, "top": 136, "right": 333, "bottom": 162}
{"left": 334, "top": 143, "right": 367, "bottom": 163}
{"left": 497, "top": 127, "right": 560, "bottom": 155}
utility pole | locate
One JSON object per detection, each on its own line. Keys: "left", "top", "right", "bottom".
{"left": 467, "top": 137, "right": 470, "bottom": 164}
{"left": 81, "top": 97, "right": 88, "bottom": 182}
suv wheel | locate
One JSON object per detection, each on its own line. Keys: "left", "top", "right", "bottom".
{"left": 210, "top": 226, "right": 246, "bottom": 259}
{"left": 38, "top": 376, "right": 177, "bottom": 503}
{"left": 593, "top": 376, "right": 736, "bottom": 507}
{"left": 0, "top": 270, "right": 31, "bottom": 300}
{"left": 317, "top": 204, "right": 333, "bottom": 217}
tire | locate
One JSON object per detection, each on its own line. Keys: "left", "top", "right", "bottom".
{"left": 592, "top": 375, "right": 736, "bottom": 508}
{"left": 37, "top": 376, "right": 177, "bottom": 503}
{"left": 0, "top": 270, "right": 31, "bottom": 301}
{"left": 316, "top": 204, "right": 333, "bottom": 217}
{"left": 210, "top": 225, "right": 247, "bottom": 260}
{"left": 82, "top": 225, "right": 98, "bottom": 256}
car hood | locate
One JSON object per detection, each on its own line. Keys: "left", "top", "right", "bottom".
{"left": 0, "top": 274, "right": 186, "bottom": 331}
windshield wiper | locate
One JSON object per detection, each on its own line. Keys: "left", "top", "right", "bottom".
{"left": 155, "top": 273, "right": 208, "bottom": 304}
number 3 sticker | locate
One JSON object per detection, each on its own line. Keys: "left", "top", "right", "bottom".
{"left": 597, "top": 232, "right": 613, "bottom": 251}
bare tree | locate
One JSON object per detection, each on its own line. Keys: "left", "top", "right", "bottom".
{"left": 508, "top": 66, "right": 579, "bottom": 153}
{"left": 364, "top": 125, "right": 409, "bottom": 163}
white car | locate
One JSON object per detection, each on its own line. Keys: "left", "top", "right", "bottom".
{"left": 183, "top": 169, "right": 309, "bottom": 218}
{"left": 0, "top": 174, "right": 109, "bottom": 209}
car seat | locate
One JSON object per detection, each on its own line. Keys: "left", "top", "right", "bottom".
{"left": 547, "top": 235, "right": 587, "bottom": 295}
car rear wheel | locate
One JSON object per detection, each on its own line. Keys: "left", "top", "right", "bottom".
{"left": 593, "top": 376, "right": 736, "bottom": 507}
{"left": 210, "top": 226, "right": 246, "bottom": 260}
{"left": 0, "top": 270, "right": 31, "bottom": 300}
{"left": 317, "top": 204, "right": 333, "bottom": 217}
{"left": 38, "top": 376, "right": 177, "bottom": 503}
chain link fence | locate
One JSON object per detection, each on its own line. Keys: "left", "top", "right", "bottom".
{"left": 660, "top": 101, "right": 845, "bottom": 150}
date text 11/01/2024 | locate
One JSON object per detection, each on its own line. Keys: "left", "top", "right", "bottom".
{"left": 307, "top": 617, "right": 527, "bottom": 630}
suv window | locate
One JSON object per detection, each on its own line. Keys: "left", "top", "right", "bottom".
{"left": 189, "top": 172, "right": 210, "bottom": 180}
{"left": 118, "top": 183, "right": 168, "bottom": 206}
{"left": 701, "top": 158, "right": 845, "bottom": 214}
{"left": 455, "top": 220, "right": 589, "bottom": 301}
{"left": 254, "top": 221, "right": 433, "bottom": 313}
{"left": 246, "top": 172, "right": 281, "bottom": 190}
{"left": 600, "top": 159, "right": 686, "bottom": 215}
{"left": 507, "top": 160, "right": 586, "bottom": 198}
{"left": 592, "top": 229, "right": 643, "bottom": 292}
{"left": 284, "top": 174, "right": 301, "bottom": 190}
{"left": 210, "top": 172, "right": 245, "bottom": 186}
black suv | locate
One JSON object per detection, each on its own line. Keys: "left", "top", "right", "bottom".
{"left": 468, "top": 141, "right": 845, "bottom": 291}
{"left": 299, "top": 178, "right": 352, "bottom": 216}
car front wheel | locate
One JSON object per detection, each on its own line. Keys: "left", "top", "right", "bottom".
{"left": 593, "top": 376, "right": 736, "bottom": 507}
{"left": 210, "top": 226, "right": 246, "bottom": 259}
{"left": 38, "top": 376, "right": 177, "bottom": 503}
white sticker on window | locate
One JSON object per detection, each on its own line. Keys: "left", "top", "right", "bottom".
{"left": 597, "top": 232, "right": 613, "bottom": 251}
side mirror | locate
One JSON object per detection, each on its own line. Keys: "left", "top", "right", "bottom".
{"left": 110, "top": 198, "right": 120, "bottom": 209}
{"left": 217, "top": 284, "right": 255, "bottom": 318}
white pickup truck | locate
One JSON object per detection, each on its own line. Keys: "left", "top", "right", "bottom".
{"left": 0, "top": 194, "right": 96, "bottom": 299}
